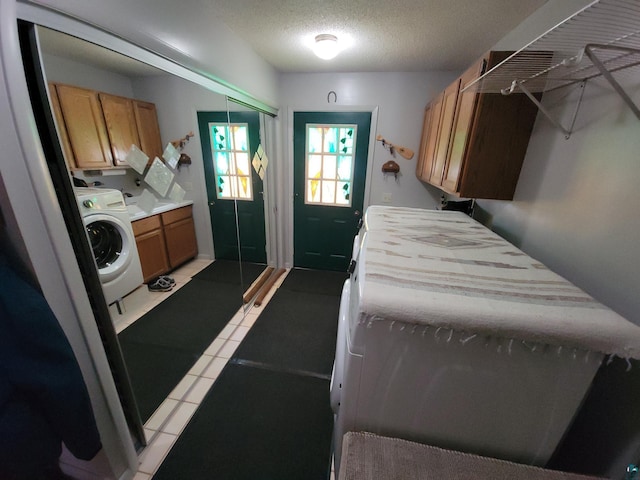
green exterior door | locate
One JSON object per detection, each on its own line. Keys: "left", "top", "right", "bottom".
{"left": 198, "top": 111, "right": 266, "bottom": 263}
{"left": 293, "top": 111, "right": 371, "bottom": 271}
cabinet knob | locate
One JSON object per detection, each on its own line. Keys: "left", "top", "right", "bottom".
{"left": 209, "top": 201, "right": 215, "bottom": 206}
{"left": 354, "top": 210, "right": 361, "bottom": 216}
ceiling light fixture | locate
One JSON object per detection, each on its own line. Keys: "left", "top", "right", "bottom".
{"left": 314, "top": 34, "right": 339, "bottom": 60}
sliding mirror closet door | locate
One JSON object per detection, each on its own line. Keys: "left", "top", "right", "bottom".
{"left": 33, "top": 26, "right": 245, "bottom": 436}
{"left": 218, "top": 102, "right": 278, "bottom": 307}
{"left": 240, "top": 110, "right": 279, "bottom": 306}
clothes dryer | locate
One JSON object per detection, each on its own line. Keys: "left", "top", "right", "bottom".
{"left": 75, "top": 188, "right": 143, "bottom": 304}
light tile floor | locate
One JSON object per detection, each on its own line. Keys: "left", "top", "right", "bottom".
{"left": 106, "top": 259, "right": 332, "bottom": 478}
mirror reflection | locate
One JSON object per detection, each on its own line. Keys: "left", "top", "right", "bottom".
{"left": 196, "top": 102, "right": 276, "bottom": 307}
{"left": 36, "top": 26, "right": 276, "bottom": 433}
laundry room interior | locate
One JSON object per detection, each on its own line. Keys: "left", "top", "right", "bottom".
{"left": 2, "top": 0, "right": 640, "bottom": 479}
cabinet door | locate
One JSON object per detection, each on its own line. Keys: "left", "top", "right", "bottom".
{"left": 134, "top": 228, "right": 170, "bottom": 283}
{"left": 133, "top": 100, "right": 164, "bottom": 162}
{"left": 423, "top": 95, "right": 444, "bottom": 182}
{"left": 415, "top": 106, "right": 430, "bottom": 178}
{"left": 100, "top": 93, "right": 140, "bottom": 166}
{"left": 55, "top": 84, "right": 113, "bottom": 169}
{"left": 430, "top": 79, "right": 460, "bottom": 186}
{"left": 441, "top": 58, "right": 486, "bottom": 193}
{"left": 164, "top": 217, "right": 198, "bottom": 268}
{"left": 416, "top": 100, "right": 441, "bottom": 182}
{"left": 48, "top": 83, "right": 76, "bottom": 169}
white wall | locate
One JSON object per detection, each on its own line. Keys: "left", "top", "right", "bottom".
{"left": 131, "top": 74, "right": 229, "bottom": 260}
{"left": 477, "top": 80, "right": 640, "bottom": 326}
{"left": 470, "top": 0, "right": 640, "bottom": 327}
{"left": 278, "top": 71, "right": 458, "bottom": 265}
{"left": 474, "top": 4, "right": 640, "bottom": 475}
{"left": 42, "top": 52, "right": 134, "bottom": 97}
{"left": 280, "top": 71, "right": 457, "bottom": 208}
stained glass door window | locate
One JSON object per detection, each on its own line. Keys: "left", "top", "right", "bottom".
{"left": 209, "top": 122, "right": 253, "bottom": 200}
{"left": 305, "top": 124, "right": 357, "bottom": 206}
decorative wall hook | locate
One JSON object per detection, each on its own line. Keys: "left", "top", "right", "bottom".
{"left": 170, "top": 132, "right": 194, "bottom": 169}
{"left": 382, "top": 160, "right": 400, "bottom": 178}
{"left": 171, "top": 131, "right": 195, "bottom": 151}
{"left": 376, "top": 134, "right": 414, "bottom": 160}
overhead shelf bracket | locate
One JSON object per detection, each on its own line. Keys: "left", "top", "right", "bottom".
{"left": 584, "top": 44, "right": 640, "bottom": 120}
{"left": 507, "top": 80, "right": 586, "bottom": 139}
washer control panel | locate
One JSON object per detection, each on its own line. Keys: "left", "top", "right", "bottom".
{"left": 75, "top": 188, "right": 126, "bottom": 214}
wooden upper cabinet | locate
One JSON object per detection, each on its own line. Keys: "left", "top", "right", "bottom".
{"left": 48, "top": 83, "right": 76, "bottom": 169}
{"left": 430, "top": 79, "right": 460, "bottom": 186}
{"left": 441, "top": 58, "right": 487, "bottom": 192}
{"left": 49, "top": 82, "right": 163, "bottom": 171}
{"left": 417, "top": 94, "right": 444, "bottom": 184}
{"left": 133, "top": 100, "right": 164, "bottom": 162}
{"left": 416, "top": 105, "right": 433, "bottom": 180}
{"left": 55, "top": 84, "right": 113, "bottom": 169}
{"left": 99, "top": 93, "right": 140, "bottom": 166}
{"left": 416, "top": 51, "right": 539, "bottom": 200}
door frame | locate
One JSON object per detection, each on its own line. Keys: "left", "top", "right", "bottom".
{"left": 284, "top": 106, "right": 379, "bottom": 268}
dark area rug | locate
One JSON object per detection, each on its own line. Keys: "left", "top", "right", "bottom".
{"left": 279, "top": 268, "right": 348, "bottom": 296}
{"left": 233, "top": 289, "right": 340, "bottom": 376}
{"left": 118, "top": 276, "right": 245, "bottom": 422}
{"left": 152, "top": 363, "right": 333, "bottom": 480}
{"left": 119, "top": 279, "right": 242, "bottom": 352}
{"left": 150, "top": 267, "right": 344, "bottom": 479}
{"left": 193, "top": 259, "right": 266, "bottom": 287}
{"left": 117, "top": 341, "right": 200, "bottom": 422}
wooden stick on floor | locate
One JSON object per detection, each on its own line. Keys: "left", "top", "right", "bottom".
{"left": 243, "top": 266, "right": 275, "bottom": 304}
{"left": 254, "top": 268, "right": 287, "bottom": 306}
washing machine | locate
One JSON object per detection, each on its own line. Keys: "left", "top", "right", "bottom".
{"left": 75, "top": 188, "right": 143, "bottom": 305}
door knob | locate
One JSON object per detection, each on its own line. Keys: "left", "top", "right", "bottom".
{"left": 209, "top": 201, "right": 215, "bottom": 206}
{"left": 354, "top": 210, "right": 361, "bottom": 216}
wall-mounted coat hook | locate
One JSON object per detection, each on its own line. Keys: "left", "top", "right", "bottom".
{"left": 171, "top": 131, "right": 195, "bottom": 151}
{"left": 382, "top": 160, "right": 400, "bottom": 179}
{"left": 327, "top": 91, "right": 337, "bottom": 103}
{"left": 376, "top": 134, "right": 414, "bottom": 160}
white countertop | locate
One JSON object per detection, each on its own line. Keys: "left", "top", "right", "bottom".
{"left": 127, "top": 199, "right": 194, "bottom": 221}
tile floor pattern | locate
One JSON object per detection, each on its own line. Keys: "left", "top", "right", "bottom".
{"left": 102, "top": 259, "right": 335, "bottom": 479}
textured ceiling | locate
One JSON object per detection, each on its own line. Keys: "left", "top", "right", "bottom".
{"left": 213, "top": 0, "right": 548, "bottom": 73}
{"left": 38, "top": 0, "right": 549, "bottom": 75}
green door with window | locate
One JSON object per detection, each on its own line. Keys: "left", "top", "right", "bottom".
{"left": 198, "top": 111, "right": 266, "bottom": 263}
{"left": 293, "top": 111, "right": 371, "bottom": 271}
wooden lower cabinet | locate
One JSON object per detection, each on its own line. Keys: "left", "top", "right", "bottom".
{"left": 162, "top": 208, "right": 198, "bottom": 268}
{"left": 132, "top": 205, "right": 197, "bottom": 283}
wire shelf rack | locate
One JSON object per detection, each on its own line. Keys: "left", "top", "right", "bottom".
{"left": 465, "top": 0, "right": 640, "bottom": 95}
{"left": 463, "top": 0, "right": 640, "bottom": 136}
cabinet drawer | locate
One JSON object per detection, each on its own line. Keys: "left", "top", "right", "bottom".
{"left": 132, "top": 214, "right": 162, "bottom": 236}
{"left": 161, "top": 205, "right": 192, "bottom": 225}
